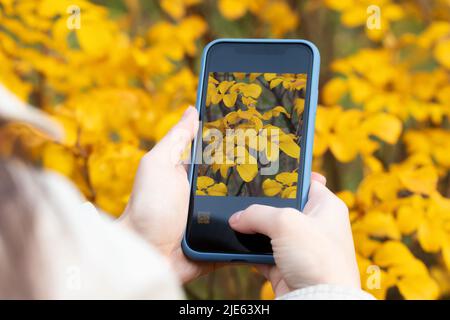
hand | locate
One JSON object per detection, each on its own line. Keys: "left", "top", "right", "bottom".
{"left": 228, "top": 173, "right": 361, "bottom": 297}
{"left": 120, "top": 106, "right": 219, "bottom": 283}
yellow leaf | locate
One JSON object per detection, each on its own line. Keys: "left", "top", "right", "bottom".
{"left": 418, "top": 22, "right": 450, "bottom": 48}
{"left": 434, "top": 39, "right": 450, "bottom": 69}
{"left": 261, "top": 106, "right": 289, "bottom": 120}
{"left": 208, "top": 76, "right": 219, "bottom": 84}
{"left": 275, "top": 172, "right": 297, "bottom": 186}
{"left": 263, "top": 73, "right": 277, "bottom": 81}
{"left": 373, "top": 241, "right": 414, "bottom": 268}
{"left": 249, "top": 117, "right": 263, "bottom": 131}
{"left": 51, "top": 115, "right": 78, "bottom": 147}
{"left": 272, "top": 106, "right": 290, "bottom": 118}
{"left": 218, "top": 80, "right": 235, "bottom": 94}
{"left": 236, "top": 163, "right": 258, "bottom": 182}
{"left": 224, "top": 111, "right": 239, "bottom": 125}
{"left": 348, "top": 76, "right": 373, "bottom": 103}
{"left": 341, "top": 6, "right": 367, "bottom": 27}
{"left": 363, "top": 113, "right": 402, "bottom": 144}
{"left": 96, "top": 191, "right": 126, "bottom": 217}
{"left": 160, "top": 0, "right": 185, "bottom": 20}
{"left": 281, "top": 186, "right": 297, "bottom": 198}
{"left": 417, "top": 219, "right": 444, "bottom": 253}
{"left": 260, "top": 281, "right": 275, "bottom": 300}
{"left": 218, "top": 0, "right": 249, "bottom": 20}
{"left": 396, "top": 205, "right": 424, "bottom": 235}
{"left": 197, "top": 176, "right": 215, "bottom": 189}
{"left": 375, "top": 244, "right": 428, "bottom": 281}
{"left": 262, "top": 179, "right": 282, "bottom": 196}
{"left": 77, "top": 23, "right": 114, "bottom": 57}
{"left": 261, "top": 112, "right": 273, "bottom": 121}
{"left": 353, "top": 233, "right": 380, "bottom": 257}
{"left": 38, "top": 0, "right": 74, "bottom": 17}
{"left": 431, "top": 267, "right": 450, "bottom": 296}
{"left": 322, "top": 78, "right": 347, "bottom": 105}
{"left": 363, "top": 155, "right": 384, "bottom": 173}
{"left": 259, "top": 2, "right": 298, "bottom": 37}
{"left": 249, "top": 73, "right": 262, "bottom": 82}
{"left": 269, "top": 78, "right": 283, "bottom": 89}
{"left": 384, "top": 4, "right": 404, "bottom": 21}
{"left": 337, "top": 190, "right": 355, "bottom": 208}
{"left": 443, "top": 242, "right": 450, "bottom": 272}
{"left": 208, "top": 182, "right": 228, "bottom": 196}
{"left": 241, "top": 96, "right": 256, "bottom": 107}
{"left": 331, "top": 109, "right": 363, "bottom": 133}
{"left": 240, "top": 83, "right": 262, "bottom": 98}
{"left": 42, "top": 143, "right": 75, "bottom": 177}
{"left": 353, "top": 211, "right": 401, "bottom": 240}
{"left": 324, "top": 0, "right": 353, "bottom": 11}
{"left": 294, "top": 98, "right": 305, "bottom": 116}
{"left": 398, "top": 275, "right": 440, "bottom": 300}
{"left": 315, "top": 105, "right": 341, "bottom": 133}
{"left": 220, "top": 165, "right": 231, "bottom": 178}
{"left": 279, "top": 133, "right": 300, "bottom": 159}
{"left": 210, "top": 92, "right": 222, "bottom": 104}
{"left": 329, "top": 133, "right": 359, "bottom": 162}
{"left": 399, "top": 166, "right": 438, "bottom": 195}
{"left": 223, "top": 92, "right": 237, "bottom": 107}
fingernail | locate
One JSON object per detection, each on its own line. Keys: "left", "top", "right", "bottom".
{"left": 229, "top": 211, "right": 243, "bottom": 225}
{"left": 311, "top": 172, "right": 327, "bottom": 186}
{"left": 182, "top": 106, "right": 195, "bottom": 119}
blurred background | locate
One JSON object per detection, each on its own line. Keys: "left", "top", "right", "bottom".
{"left": 0, "top": 0, "right": 449, "bottom": 299}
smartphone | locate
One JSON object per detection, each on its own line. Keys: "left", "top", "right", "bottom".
{"left": 182, "top": 39, "right": 320, "bottom": 264}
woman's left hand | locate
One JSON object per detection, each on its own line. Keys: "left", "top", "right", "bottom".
{"left": 120, "top": 106, "right": 219, "bottom": 283}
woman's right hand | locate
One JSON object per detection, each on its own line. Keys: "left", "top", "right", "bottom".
{"left": 228, "top": 173, "right": 361, "bottom": 297}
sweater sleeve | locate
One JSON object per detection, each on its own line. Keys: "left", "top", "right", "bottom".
{"left": 38, "top": 170, "right": 185, "bottom": 299}
{"left": 277, "top": 284, "right": 376, "bottom": 300}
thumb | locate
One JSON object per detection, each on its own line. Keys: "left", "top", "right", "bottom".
{"left": 229, "top": 204, "right": 306, "bottom": 239}
{"left": 311, "top": 172, "right": 326, "bottom": 185}
{"left": 303, "top": 180, "right": 349, "bottom": 220}
{"left": 149, "top": 106, "right": 199, "bottom": 166}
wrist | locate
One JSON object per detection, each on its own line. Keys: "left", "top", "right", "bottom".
{"left": 117, "top": 206, "right": 136, "bottom": 233}
{"left": 316, "top": 271, "right": 361, "bottom": 291}
{"left": 169, "top": 249, "right": 198, "bottom": 284}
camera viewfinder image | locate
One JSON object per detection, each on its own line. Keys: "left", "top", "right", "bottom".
{"left": 196, "top": 72, "right": 307, "bottom": 198}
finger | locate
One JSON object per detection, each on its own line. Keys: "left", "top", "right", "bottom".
{"left": 303, "top": 180, "right": 348, "bottom": 218}
{"left": 311, "top": 172, "right": 326, "bottom": 185}
{"left": 146, "top": 106, "right": 199, "bottom": 166}
{"left": 228, "top": 204, "right": 304, "bottom": 239}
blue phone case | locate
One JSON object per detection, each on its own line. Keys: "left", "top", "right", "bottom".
{"left": 182, "top": 38, "right": 320, "bottom": 264}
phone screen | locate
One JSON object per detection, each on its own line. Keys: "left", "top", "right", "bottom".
{"left": 186, "top": 42, "right": 313, "bottom": 255}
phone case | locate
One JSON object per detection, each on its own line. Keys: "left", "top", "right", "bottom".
{"left": 182, "top": 38, "right": 320, "bottom": 264}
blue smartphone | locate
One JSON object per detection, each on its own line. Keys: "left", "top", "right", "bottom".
{"left": 182, "top": 39, "right": 320, "bottom": 264}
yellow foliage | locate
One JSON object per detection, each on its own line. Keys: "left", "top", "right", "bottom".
{"left": 262, "top": 171, "right": 298, "bottom": 198}
{"left": 1, "top": 0, "right": 449, "bottom": 300}
{"left": 325, "top": 0, "right": 404, "bottom": 41}
{"left": 314, "top": 105, "right": 402, "bottom": 163}
{"left": 196, "top": 176, "right": 228, "bottom": 196}
{"left": 260, "top": 281, "right": 275, "bottom": 300}
{"left": 218, "top": 0, "right": 298, "bottom": 37}
{"left": 160, "top": 0, "right": 202, "bottom": 20}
